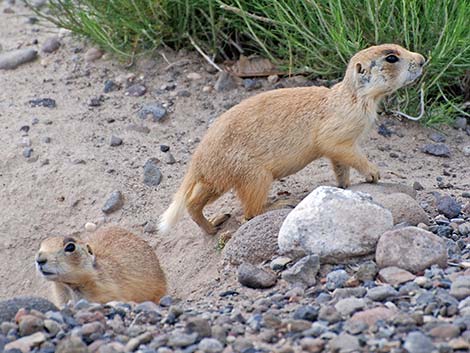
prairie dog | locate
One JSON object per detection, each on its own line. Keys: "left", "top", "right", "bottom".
{"left": 36, "top": 227, "right": 166, "bottom": 306}
{"left": 160, "top": 44, "right": 425, "bottom": 235}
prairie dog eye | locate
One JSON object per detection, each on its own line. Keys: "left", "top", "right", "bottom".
{"left": 64, "top": 243, "right": 76, "bottom": 253}
{"left": 385, "top": 55, "right": 399, "bottom": 63}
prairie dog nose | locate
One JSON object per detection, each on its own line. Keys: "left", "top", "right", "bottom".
{"left": 36, "top": 256, "right": 47, "bottom": 266}
{"left": 416, "top": 53, "right": 426, "bottom": 67}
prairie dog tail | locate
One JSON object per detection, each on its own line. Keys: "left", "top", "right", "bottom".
{"left": 158, "top": 174, "right": 196, "bottom": 235}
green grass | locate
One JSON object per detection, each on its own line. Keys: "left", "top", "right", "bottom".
{"left": 31, "top": 0, "right": 470, "bottom": 123}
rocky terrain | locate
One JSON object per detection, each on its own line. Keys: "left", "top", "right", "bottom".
{"left": 1, "top": 1, "right": 470, "bottom": 353}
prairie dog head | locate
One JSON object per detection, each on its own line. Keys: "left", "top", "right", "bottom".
{"left": 345, "top": 44, "right": 425, "bottom": 99}
{"left": 36, "top": 236, "right": 96, "bottom": 285}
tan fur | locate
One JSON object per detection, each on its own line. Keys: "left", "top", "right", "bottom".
{"left": 36, "top": 227, "right": 167, "bottom": 306}
{"left": 160, "top": 44, "right": 425, "bottom": 235}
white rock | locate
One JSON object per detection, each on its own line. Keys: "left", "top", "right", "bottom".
{"left": 278, "top": 186, "right": 393, "bottom": 263}
{"left": 85, "top": 222, "right": 97, "bottom": 232}
{"left": 187, "top": 72, "right": 202, "bottom": 80}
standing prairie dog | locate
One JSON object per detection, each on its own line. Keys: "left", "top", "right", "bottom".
{"left": 160, "top": 44, "right": 425, "bottom": 235}
{"left": 36, "top": 227, "right": 166, "bottom": 306}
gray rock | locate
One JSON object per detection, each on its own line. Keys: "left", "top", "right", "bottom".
{"left": 4, "top": 332, "right": 47, "bottom": 353}
{"left": 270, "top": 256, "right": 292, "bottom": 271}
{"left": 168, "top": 332, "right": 198, "bottom": 348}
{"left": 349, "top": 183, "right": 429, "bottom": 226}
{"left": 454, "top": 117, "right": 468, "bottom": 130}
{"left": 462, "top": 145, "right": 470, "bottom": 157}
{"left": 348, "top": 182, "right": 417, "bottom": 199}
{"left": 378, "top": 266, "right": 416, "bottom": 286}
{"left": 185, "top": 317, "right": 212, "bottom": 339}
{"left": 43, "top": 319, "right": 60, "bottom": 337}
{"left": 366, "top": 285, "right": 398, "bottom": 301}
{"left": 0, "top": 48, "right": 37, "bottom": 70}
{"left": 84, "top": 47, "right": 103, "bottom": 62}
{"left": 198, "top": 338, "right": 224, "bottom": 353}
{"left": 376, "top": 227, "right": 447, "bottom": 273}
{"left": 403, "top": 331, "right": 435, "bottom": 353}
{"left": 0, "top": 297, "right": 57, "bottom": 323}
{"left": 23, "top": 147, "right": 33, "bottom": 158}
{"left": 126, "top": 84, "right": 147, "bottom": 97}
{"left": 334, "top": 298, "right": 366, "bottom": 317}
{"left": 281, "top": 255, "right": 320, "bottom": 287}
{"left": 354, "top": 261, "right": 378, "bottom": 281}
{"left": 326, "top": 269, "right": 349, "bottom": 290}
{"left": 125, "top": 332, "right": 153, "bottom": 352}
{"left": 422, "top": 143, "right": 451, "bottom": 157}
{"left": 332, "top": 287, "right": 367, "bottom": 300}
{"left": 223, "top": 209, "right": 290, "bottom": 265}
{"left": 134, "top": 301, "right": 160, "bottom": 313}
{"left": 293, "top": 305, "right": 319, "bottom": 322}
{"left": 104, "top": 79, "right": 120, "bottom": 93}
{"left": 143, "top": 158, "right": 162, "bottom": 187}
{"left": 139, "top": 102, "right": 167, "bottom": 121}
{"left": 458, "top": 223, "right": 470, "bottom": 236}
{"left": 127, "top": 123, "right": 150, "bottom": 134}
{"left": 436, "top": 195, "right": 461, "bottom": 219}
{"left": 232, "top": 337, "right": 253, "bottom": 352}
{"left": 318, "top": 305, "right": 342, "bottom": 324}
{"left": 367, "top": 192, "right": 429, "bottom": 225}
{"left": 102, "top": 190, "right": 124, "bottom": 214}
{"left": 159, "top": 295, "right": 173, "bottom": 307}
{"left": 329, "top": 333, "right": 360, "bottom": 353}
{"left": 41, "top": 37, "right": 60, "bottom": 53}
{"left": 143, "top": 222, "right": 157, "bottom": 233}
{"left": 429, "top": 132, "right": 446, "bottom": 143}
{"left": 349, "top": 307, "right": 397, "bottom": 326}
{"left": 243, "top": 78, "right": 261, "bottom": 91}
{"left": 238, "top": 263, "right": 277, "bottom": 289}
{"left": 165, "top": 152, "right": 176, "bottom": 165}
{"left": 450, "top": 276, "right": 470, "bottom": 300}
{"left": 278, "top": 186, "right": 393, "bottom": 263}
{"left": 214, "top": 72, "right": 237, "bottom": 92}
{"left": 428, "top": 323, "right": 461, "bottom": 339}
{"left": 56, "top": 336, "right": 88, "bottom": 353}
{"left": 109, "top": 135, "right": 123, "bottom": 146}
{"left": 18, "top": 315, "right": 44, "bottom": 336}
{"left": 88, "top": 96, "right": 102, "bottom": 107}
{"left": 29, "top": 98, "right": 56, "bottom": 108}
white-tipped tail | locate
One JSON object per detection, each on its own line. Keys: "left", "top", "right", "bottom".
{"left": 158, "top": 173, "right": 196, "bottom": 235}
{"left": 158, "top": 195, "right": 186, "bottom": 235}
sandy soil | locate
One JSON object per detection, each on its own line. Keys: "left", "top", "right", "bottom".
{"left": 1, "top": 3, "right": 469, "bottom": 303}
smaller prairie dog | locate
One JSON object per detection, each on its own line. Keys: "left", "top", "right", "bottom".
{"left": 160, "top": 44, "right": 425, "bottom": 235}
{"left": 36, "top": 227, "right": 166, "bottom": 306}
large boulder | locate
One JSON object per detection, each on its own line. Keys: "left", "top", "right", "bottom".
{"left": 278, "top": 186, "right": 393, "bottom": 263}
{"left": 348, "top": 182, "right": 416, "bottom": 198}
{"left": 376, "top": 227, "right": 447, "bottom": 273}
{"left": 223, "top": 209, "right": 291, "bottom": 265}
{"left": 0, "top": 296, "right": 57, "bottom": 323}
{"left": 349, "top": 183, "right": 428, "bottom": 225}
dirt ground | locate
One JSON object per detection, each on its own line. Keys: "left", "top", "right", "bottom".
{"left": 1, "top": 3, "right": 470, "bottom": 303}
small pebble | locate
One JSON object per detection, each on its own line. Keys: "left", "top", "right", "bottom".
{"left": 41, "top": 37, "right": 60, "bottom": 53}
{"left": 126, "top": 84, "right": 147, "bottom": 97}
{"left": 84, "top": 47, "right": 104, "bottom": 62}
{"left": 102, "top": 190, "right": 124, "bottom": 214}
{"left": 109, "top": 135, "right": 123, "bottom": 147}
{"left": 85, "top": 222, "right": 97, "bottom": 232}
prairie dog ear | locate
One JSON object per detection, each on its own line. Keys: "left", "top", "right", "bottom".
{"left": 354, "top": 61, "right": 370, "bottom": 86}
{"left": 86, "top": 244, "right": 96, "bottom": 263}
{"left": 356, "top": 62, "right": 365, "bottom": 74}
